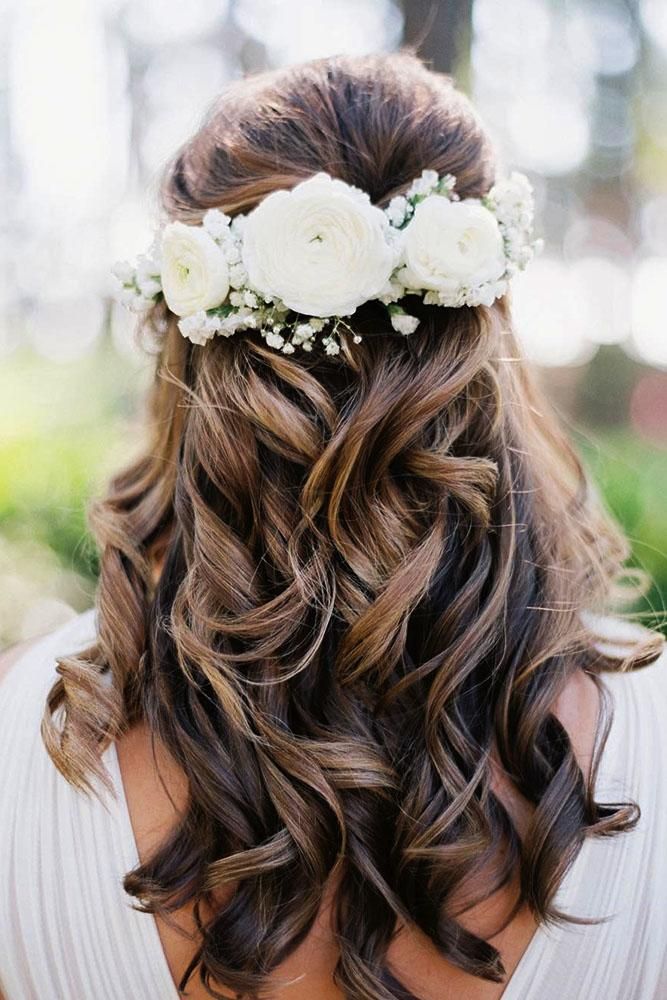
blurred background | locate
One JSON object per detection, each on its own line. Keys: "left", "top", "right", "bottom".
{"left": 0, "top": 0, "right": 665, "bottom": 646}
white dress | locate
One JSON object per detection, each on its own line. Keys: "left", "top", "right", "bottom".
{"left": 0, "top": 610, "right": 666, "bottom": 1000}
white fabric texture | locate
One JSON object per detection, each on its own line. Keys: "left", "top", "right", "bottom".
{"left": 0, "top": 609, "right": 666, "bottom": 1000}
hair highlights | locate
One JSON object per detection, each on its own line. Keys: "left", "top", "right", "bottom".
{"left": 42, "top": 52, "right": 661, "bottom": 1000}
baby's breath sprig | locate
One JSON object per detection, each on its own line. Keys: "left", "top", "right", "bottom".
{"left": 111, "top": 247, "right": 162, "bottom": 313}
{"left": 384, "top": 169, "right": 459, "bottom": 230}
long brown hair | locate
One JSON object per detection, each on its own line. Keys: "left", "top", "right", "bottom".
{"left": 43, "top": 52, "right": 662, "bottom": 999}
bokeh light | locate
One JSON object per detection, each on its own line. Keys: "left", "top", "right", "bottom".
{"left": 568, "top": 2, "right": 639, "bottom": 77}
{"left": 640, "top": 196, "right": 667, "bottom": 255}
{"left": 9, "top": 0, "right": 121, "bottom": 218}
{"left": 234, "top": 0, "right": 403, "bottom": 62}
{"left": 123, "top": 0, "right": 228, "bottom": 46}
{"left": 1, "top": 0, "right": 665, "bottom": 645}
{"left": 26, "top": 297, "right": 105, "bottom": 363}
{"left": 512, "top": 259, "right": 598, "bottom": 367}
{"left": 640, "top": 0, "right": 667, "bottom": 55}
{"left": 508, "top": 95, "right": 591, "bottom": 176}
{"left": 569, "top": 257, "right": 630, "bottom": 345}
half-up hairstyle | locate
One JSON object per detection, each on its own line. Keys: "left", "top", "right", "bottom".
{"left": 43, "top": 51, "right": 663, "bottom": 1000}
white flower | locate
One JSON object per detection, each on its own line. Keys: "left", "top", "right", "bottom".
{"left": 228, "top": 263, "right": 248, "bottom": 290}
{"left": 204, "top": 313, "right": 223, "bottom": 334}
{"left": 112, "top": 248, "right": 162, "bottom": 312}
{"left": 230, "top": 215, "right": 246, "bottom": 237}
{"left": 223, "top": 242, "right": 242, "bottom": 265}
{"left": 136, "top": 275, "right": 161, "bottom": 298}
{"left": 160, "top": 222, "right": 230, "bottom": 317}
{"left": 378, "top": 278, "right": 405, "bottom": 305}
{"left": 132, "top": 249, "right": 162, "bottom": 295}
{"left": 438, "top": 174, "right": 458, "bottom": 198}
{"left": 118, "top": 287, "right": 138, "bottom": 307}
{"left": 202, "top": 208, "right": 231, "bottom": 241}
{"left": 281, "top": 342, "right": 295, "bottom": 354}
{"left": 112, "top": 260, "right": 135, "bottom": 284}
{"left": 178, "top": 310, "right": 215, "bottom": 346}
{"left": 220, "top": 309, "right": 257, "bottom": 337}
{"left": 386, "top": 196, "right": 408, "bottom": 227}
{"left": 406, "top": 169, "right": 440, "bottom": 199}
{"left": 487, "top": 172, "right": 534, "bottom": 227}
{"left": 467, "top": 279, "right": 508, "bottom": 308}
{"left": 399, "top": 196, "right": 506, "bottom": 299}
{"left": 241, "top": 172, "right": 399, "bottom": 317}
{"left": 389, "top": 307, "right": 420, "bottom": 335}
{"left": 265, "top": 330, "right": 285, "bottom": 349}
{"left": 118, "top": 287, "right": 153, "bottom": 312}
{"left": 293, "top": 322, "right": 315, "bottom": 345}
{"left": 136, "top": 249, "right": 160, "bottom": 275}
{"left": 485, "top": 173, "right": 539, "bottom": 277}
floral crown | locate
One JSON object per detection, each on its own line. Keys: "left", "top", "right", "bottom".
{"left": 113, "top": 169, "right": 540, "bottom": 356}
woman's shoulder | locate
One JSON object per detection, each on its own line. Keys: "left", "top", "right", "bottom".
{"left": 0, "top": 609, "right": 97, "bottom": 711}
{"left": 584, "top": 612, "right": 666, "bottom": 708}
{"left": 600, "top": 629, "right": 667, "bottom": 709}
{"left": 594, "top": 627, "right": 667, "bottom": 828}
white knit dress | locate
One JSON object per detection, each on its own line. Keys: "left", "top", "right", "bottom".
{"left": 0, "top": 610, "right": 666, "bottom": 1000}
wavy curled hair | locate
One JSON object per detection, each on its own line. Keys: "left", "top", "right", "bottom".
{"left": 43, "top": 52, "right": 662, "bottom": 1000}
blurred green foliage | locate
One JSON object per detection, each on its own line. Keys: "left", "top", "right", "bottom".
{"left": 577, "top": 431, "right": 667, "bottom": 630}
{"left": 0, "top": 343, "right": 665, "bottom": 646}
{"left": 0, "top": 350, "right": 143, "bottom": 558}
{"left": 0, "top": 344, "right": 148, "bottom": 645}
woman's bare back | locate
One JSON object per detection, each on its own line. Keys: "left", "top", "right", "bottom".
{"left": 114, "top": 668, "right": 600, "bottom": 1000}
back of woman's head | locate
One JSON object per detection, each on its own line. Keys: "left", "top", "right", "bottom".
{"left": 44, "top": 51, "right": 662, "bottom": 999}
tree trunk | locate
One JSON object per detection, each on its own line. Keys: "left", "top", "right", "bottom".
{"left": 401, "top": 0, "right": 473, "bottom": 76}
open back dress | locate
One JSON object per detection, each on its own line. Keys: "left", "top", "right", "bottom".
{"left": 1, "top": 610, "right": 666, "bottom": 999}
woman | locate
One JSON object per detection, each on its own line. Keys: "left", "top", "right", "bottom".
{"left": 0, "top": 52, "right": 665, "bottom": 1000}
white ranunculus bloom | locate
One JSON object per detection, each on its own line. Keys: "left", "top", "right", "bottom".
{"left": 399, "top": 197, "right": 506, "bottom": 298}
{"left": 161, "top": 222, "right": 230, "bottom": 317}
{"left": 241, "top": 173, "right": 399, "bottom": 317}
